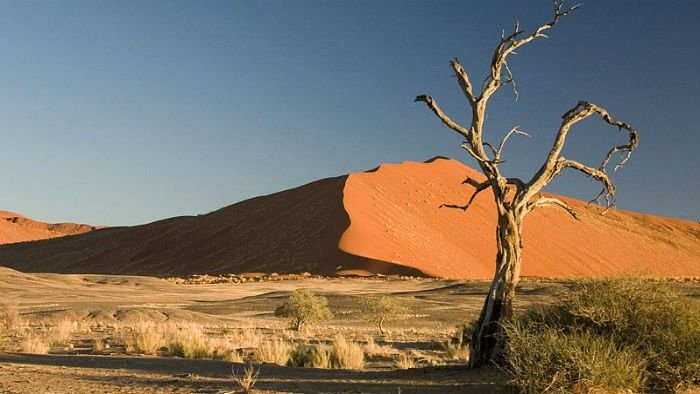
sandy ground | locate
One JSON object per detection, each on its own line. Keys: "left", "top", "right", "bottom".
{"left": 0, "top": 267, "right": 577, "bottom": 393}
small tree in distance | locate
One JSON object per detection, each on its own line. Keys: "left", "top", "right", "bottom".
{"left": 275, "top": 289, "right": 333, "bottom": 331}
{"left": 415, "top": 1, "right": 638, "bottom": 368}
{"left": 359, "top": 295, "right": 409, "bottom": 335}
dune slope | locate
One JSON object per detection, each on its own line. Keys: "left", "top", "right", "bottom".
{"left": 0, "top": 210, "right": 98, "bottom": 245}
{"left": 1, "top": 158, "right": 698, "bottom": 278}
{"left": 339, "top": 158, "right": 700, "bottom": 278}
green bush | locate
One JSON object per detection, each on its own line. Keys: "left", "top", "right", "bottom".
{"left": 503, "top": 277, "right": 700, "bottom": 393}
{"left": 358, "top": 295, "right": 408, "bottom": 334}
{"left": 275, "top": 289, "right": 333, "bottom": 331}
{"left": 504, "top": 321, "right": 646, "bottom": 393}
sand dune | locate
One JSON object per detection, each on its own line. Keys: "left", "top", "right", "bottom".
{"left": 0, "top": 210, "right": 98, "bottom": 245}
{"left": 1, "top": 157, "right": 698, "bottom": 278}
{"left": 339, "top": 157, "right": 700, "bottom": 278}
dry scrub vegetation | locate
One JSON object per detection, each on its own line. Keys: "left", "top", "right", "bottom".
{"left": 1, "top": 278, "right": 698, "bottom": 393}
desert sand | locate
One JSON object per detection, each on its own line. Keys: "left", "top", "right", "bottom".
{"left": 1, "top": 266, "right": 554, "bottom": 393}
{"left": 0, "top": 157, "right": 697, "bottom": 279}
{"left": 0, "top": 210, "right": 97, "bottom": 245}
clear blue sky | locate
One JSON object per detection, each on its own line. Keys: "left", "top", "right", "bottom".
{"left": 1, "top": 0, "right": 698, "bottom": 226}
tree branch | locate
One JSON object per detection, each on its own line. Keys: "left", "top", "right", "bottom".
{"left": 556, "top": 157, "right": 617, "bottom": 206}
{"left": 451, "top": 58, "right": 476, "bottom": 105}
{"left": 481, "top": 1, "right": 580, "bottom": 102}
{"left": 522, "top": 101, "right": 638, "bottom": 208}
{"left": 496, "top": 126, "right": 529, "bottom": 161}
{"left": 414, "top": 95, "right": 470, "bottom": 138}
{"left": 440, "top": 180, "right": 492, "bottom": 212}
{"left": 527, "top": 196, "right": 579, "bottom": 219}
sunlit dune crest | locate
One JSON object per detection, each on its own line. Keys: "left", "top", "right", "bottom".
{"left": 0, "top": 210, "right": 99, "bottom": 245}
{"left": 0, "top": 157, "right": 698, "bottom": 278}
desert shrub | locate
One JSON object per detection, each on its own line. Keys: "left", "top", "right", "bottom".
{"left": 395, "top": 352, "right": 415, "bottom": 370}
{"left": 287, "top": 344, "right": 314, "bottom": 367}
{"left": 21, "top": 334, "right": 50, "bottom": 354}
{"left": 444, "top": 322, "right": 472, "bottom": 361}
{"left": 358, "top": 295, "right": 409, "bottom": 335}
{"left": 257, "top": 337, "right": 293, "bottom": 365}
{"left": 363, "top": 335, "right": 398, "bottom": 359}
{"left": 274, "top": 289, "right": 333, "bottom": 331}
{"left": 169, "top": 325, "right": 213, "bottom": 359}
{"left": 47, "top": 318, "right": 75, "bottom": 347}
{"left": 330, "top": 334, "right": 364, "bottom": 369}
{"left": 285, "top": 337, "right": 364, "bottom": 370}
{"left": 286, "top": 343, "right": 332, "bottom": 368}
{"left": 504, "top": 321, "right": 646, "bottom": 393}
{"left": 121, "top": 320, "right": 167, "bottom": 355}
{"left": 0, "top": 302, "right": 21, "bottom": 331}
{"left": 504, "top": 277, "right": 700, "bottom": 392}
{"left": 232, "top": 363, "right": 259, "bottom": 394}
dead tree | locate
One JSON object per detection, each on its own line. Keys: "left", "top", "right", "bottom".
{"left": 415, "top": 1, "right": 638, "bottom": 368}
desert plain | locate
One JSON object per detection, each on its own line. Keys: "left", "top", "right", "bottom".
{"left": 1, "top": 159, "right": 699, "bottom": 393}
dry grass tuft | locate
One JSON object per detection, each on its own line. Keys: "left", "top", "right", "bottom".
{"left": 257, "top": 337, "right": 292, "bottom": 365}
{"left": 121, "top": 319, "right": 167, "bottom": 355}
{"left": 363, "top": 336, "right": 398, "bottom": 359}
{"left": 21, "top": 334, "right": 50, "bottom": 354}
{"left": 395, "top": 352, "right": 415, "bottom": 370}
{"left": 231, "top": 363, "right": 259, "bottom": 393}
{"left": 169, "top": 324, "right": 213, "bottom": 359}
{"left": 330, "top": 334, "right": 365, "bottom": 370}
{"left": 47, "top": 318, "right": 75, "bottom": 347}
{"left": 0, "top": 302, "right": 22, "bottom": 331}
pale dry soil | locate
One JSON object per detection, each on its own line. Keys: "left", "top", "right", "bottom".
{"left": 0, "top": 270, "right": 614, "bottom": 393}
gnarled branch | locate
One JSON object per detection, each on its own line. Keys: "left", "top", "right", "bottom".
{"left": 440, "top": 180, "right": 492, "bottom": 212}
{"left": 523, "top": 101, "right": 638, "bottom": 208}
{"left": 451, "top": 58, "right": 476, "bottom": 105}
{"left": 527, "top": 196, "right": 579, "bottom": 219}
{"left": 414, "top": 95, "right": 470, "bottom": 138}
{"left": 481, "top": 1, "right": 580, "bottom": 102}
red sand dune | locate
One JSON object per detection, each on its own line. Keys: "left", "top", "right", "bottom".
{"left": 0, "top": 210, "right": 98, "bottom": 245}
{"left": 1, "top": 158, "right": 698, "bottom": 278}
{"left": 339, "top": 158, "right": 700, "bottom": 278}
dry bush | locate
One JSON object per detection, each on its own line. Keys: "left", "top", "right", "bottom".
{"left": 232, "top": 363, "right": 259, "bottom": 394}
{"left": 92, "top": 337, "right": 105, "bottom": 353}
{"left": 21, "top": 334, "right": 50, "bottom": 354}
{"left": 395, "top": 352, "right": 415, "bottom": 370}
{"left": 121, "top": 319, "right": 167, "bottom": 355}
{"left": 47, "top": 318, "right": 75, "bottom": 347}
{"left": 169, "top": 324, "right": 213, "bottom": 359}
{"left": 443, "top": 324, "right": 470, "bottom": 361}
{"left": 257, "top": 337, "right": 293, "bottom": 365}
{"left": 228, "top": 327, "right": 261, "bottom": 349}
{"left": 330, "top": 334, "right": 364, "bottom": 370}
{"left": 504, "top": 277, "right": 700, "bottom": 393}
{"left": 0, "top": 302, "right": 21, "bottom": 331}
{"left": 363, "top": 336, "right": 398, "bottom": 359}
{"left": 504, "top": 322, "right": 646, "bottom": 394}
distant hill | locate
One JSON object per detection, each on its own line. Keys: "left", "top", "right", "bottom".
{"left": 0, "top": 210, "right": 99, "bottom": 245}
{"left": 1, "top": 157, "right": 698, "bottom": 278}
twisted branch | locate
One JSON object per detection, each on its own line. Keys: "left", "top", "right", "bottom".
{"left": 523, "top": 101, "right": 638, "bottom": 208}
{"left": 527, "top": 196, "right": 579, "bottom": 219}
{"left": 414, "top": 95, "right": 470, "bottom": 138}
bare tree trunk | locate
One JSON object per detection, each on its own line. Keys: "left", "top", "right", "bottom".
{"left": 468, "top": 210, "right": 523, "bottom": 368}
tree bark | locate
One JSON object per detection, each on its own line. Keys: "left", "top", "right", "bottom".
{"left": 468, "top": 209, "right": 523, "bottom": 368}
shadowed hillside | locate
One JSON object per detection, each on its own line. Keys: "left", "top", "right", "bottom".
{"left": 1, "top": 158, "right": 698, "bottom": 278}
{"left": 0, "top": 176, "right": 420, "bottom": 277}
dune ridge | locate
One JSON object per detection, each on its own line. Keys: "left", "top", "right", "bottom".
{"left": 0, "top": 210, "right": 99, "bottom": 245}
{"left": 0, "top": 158, "right": 698, "bottom": 278}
